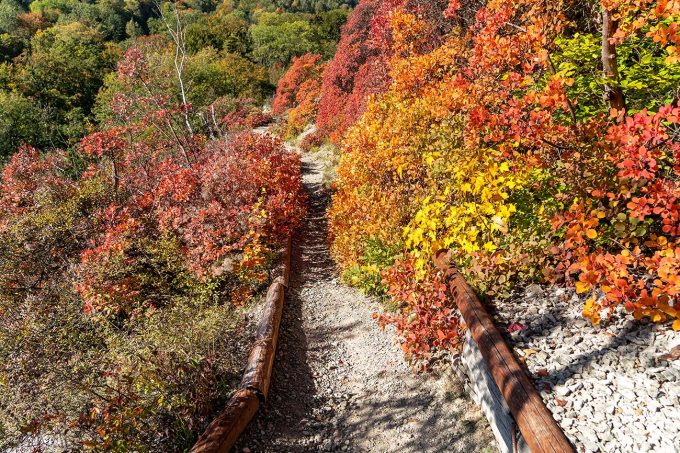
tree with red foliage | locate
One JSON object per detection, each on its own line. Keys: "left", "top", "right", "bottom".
{"left": 76, "top": 124, "right": 305, "bottom": 316}
{"left": 219, "top": 97, "right": 274, "bottom": 134}
{"left": 315, "top": 0, "right": 450, "bottom": 144}
{"left": 315, "top": 0, "right": 387, "bottom": 143}
{"left": 272, "top": 53, "right": 324, "bottom": 116}
{"left": 273, "top": 53, "right": 326, "bottom": 138}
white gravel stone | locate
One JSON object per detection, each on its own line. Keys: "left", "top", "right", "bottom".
{"left": 492, "top": 284, "right": 680, "bottom": 452}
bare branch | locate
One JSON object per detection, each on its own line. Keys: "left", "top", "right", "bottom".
{"left": 156, "top": 1, "right": 194, "bottom": 142}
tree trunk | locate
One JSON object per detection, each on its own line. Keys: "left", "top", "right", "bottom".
{"left": 601, "top": 9, "right": 626, "bottom": 111}
{"left": 111, "top": 158, "right": 119, "bottom": 194}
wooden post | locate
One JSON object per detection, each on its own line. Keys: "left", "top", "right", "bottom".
{"left": 434, "top": 250, "right": 574, "bottom": 453}
{"left": 191, "top": 238, "right": 292, "bottom": 453}
{"left": 191, "top": 389, "right": 260, "bottom": 453}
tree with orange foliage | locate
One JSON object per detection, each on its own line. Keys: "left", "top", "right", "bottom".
{"left": 330, "top": 0, "right": 680, "bottom": 359}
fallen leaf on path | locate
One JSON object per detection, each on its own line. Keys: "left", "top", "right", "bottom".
{"left": 507, "top": 322, "right": 527, "bottom": 333}
{"left": 657, "top": 345, "right": 680, "bottom": 362}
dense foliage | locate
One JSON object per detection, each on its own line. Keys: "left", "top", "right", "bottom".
{"left": 0, "top": 42, "right": 306, "bottom": 451}
{"left": 310, "top": 0, "right": 680, "bottom": 360}
{"left": 315, "top": 0, "right": 450, "bottom": 144}
{"left": 0, "top": 0, "right": 354, "bottom": 159}
{"left": 273, "top": 52, "right": 325, "bottom": 137}
{"left": 0, "top": 0, "right": 328, "bottom": 450}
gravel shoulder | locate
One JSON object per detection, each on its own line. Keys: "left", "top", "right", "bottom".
{"left": 492, "top": 285, "right": 680, "bottom": 453}
{"left": 235, "top": 150, "right": 493, "bottom": 452}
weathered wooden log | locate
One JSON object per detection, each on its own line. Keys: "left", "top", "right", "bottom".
{"left": 241, "top": 277, "right": 285, "bottom": 399}
{"left": 433, "top": 250, "right": 574, "bottom": 453}
{"left": 191, "top": 238, "right": 291, "bottom": 453}
{"left": 191, "top": 389, "right": 260, "bottom": 453}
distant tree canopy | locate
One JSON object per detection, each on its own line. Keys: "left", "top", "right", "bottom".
{"left": 0, "top": 0, "right": 354, "bottom": 159}
{"left": 251, "top": 9, "right": 347, "bottom": 66}
{"left": 23, "top": 22, "right": 114, "bottom": 114}
{"left": 0, "top": 90, "right": 55, "bottom": 153}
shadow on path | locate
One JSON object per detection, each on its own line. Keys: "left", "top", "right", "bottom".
{"left": 235, "top": 156, "right": 335, "bottom": 452}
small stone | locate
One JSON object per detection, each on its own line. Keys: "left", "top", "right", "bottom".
{"left": 555, "top": 386, "right": 571, "bottom": 397}
{"left": 597, "top": 430, "right": 612, "bottom": 442}
{"left": 581, "top": 428, "right": 599, "bottom": 451}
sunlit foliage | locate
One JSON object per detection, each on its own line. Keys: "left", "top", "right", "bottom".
{"left": 329, "top": 0, "right": 680, "bottom": 360}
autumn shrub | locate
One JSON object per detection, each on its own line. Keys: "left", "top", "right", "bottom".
{"left": 376, "top": 256, "right": 460, "bottom": 362}
{"left": 219, "top": 97, "right": 274, "bottom": 134}
{"left": 0, "top": 131, "right": 304, "bottom": 450}
{"left": 285, "top": 77, "right": 324, "bottom": 138}
{"left": 341, "top": 237, "right": 400, "bottom": 296}
{"left": 330, "top": 0, "right": 680, "bottom": 360}
{"left": 299, "top": 128, "right": 325, "bottom": 151}
{"left": 272, "top": 53, "right": 323, "bottom": 115}
{"left": 0, "top": 45, "right": 305, "bottom": 451}
{"left": 270, "top": 53, "right": 325, "bottom": 140}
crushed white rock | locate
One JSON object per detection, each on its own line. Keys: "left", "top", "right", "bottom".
{"left": 492, "top": 284, "right": 680, "bottom": 453}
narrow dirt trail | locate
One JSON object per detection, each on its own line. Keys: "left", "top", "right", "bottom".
{"left": 235, "top": 151, "right": 493, "bottom": 452}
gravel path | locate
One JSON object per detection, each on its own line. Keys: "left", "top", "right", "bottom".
{"left": 492, "top": 285, "right": 680, "bottom": 453}
{"left": 235, "top": 151, "right": 493, "bottom": 452}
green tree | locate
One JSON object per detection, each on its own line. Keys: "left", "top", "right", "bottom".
{"left": 0, "top": 91, "right": 55, "bottom": 159}
{"left": 125, "top": 18, "right": 143, "bottom": 38}
{"left": 186, "top": 48, "right": 272, "bottom": 105}
{"left": 0, "top": 33, "right": 24, "bottom": 62}
{"left": 22, "top": 22, "right": 116, "bottom": 118}
{"left": 0, "top": 0, "right": 23, "bottom": 35}
{"left": 250, "top": 13, "right": 317, "bottom": 66}
{"left": 186, "top": 12, "right": 251, "bottom": 55}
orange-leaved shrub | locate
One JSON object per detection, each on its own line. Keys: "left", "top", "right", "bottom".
{"left": 272, "top": 53, "right": 324, "bottom": 116}
{"left": 329, "top": 0, "right": 680, "bottom": 360}
{"left": 272, "top": 53, "right": 325, "bottom": 138}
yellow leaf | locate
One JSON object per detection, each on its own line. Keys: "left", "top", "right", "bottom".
{"left": 586, "top": 229, "right": 598, "bottom": 239}
{"left": 575, "top": 281, "right": 591, "bottom": 294}
{"left": 651, "top": 312, "right": 665, "bottom": 323}
{"left": 483, "top": 241, "right": 497, "bottom": 252}
{"left": 673, "top": 320, "right": 680, "bottom": 331}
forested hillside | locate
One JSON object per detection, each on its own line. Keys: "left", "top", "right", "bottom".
{"left": 0, "top": 0, "right": 353, "bottom": 157}
{"left": 0, "top": 0, "right": 353, "bottom": 450}
{"left": 275, "top": 0, "right": 680, "bottom": 359}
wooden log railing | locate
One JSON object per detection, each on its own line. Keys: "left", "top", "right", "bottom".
{"left": 433, "top": 249, "right": 575, "bottom": 453}
{"left": 191, "top": 237, "right": 292, "bottom": 453}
